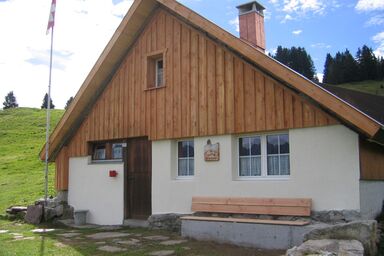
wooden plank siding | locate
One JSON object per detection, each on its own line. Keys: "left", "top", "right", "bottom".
{"left": 360, "top": 138, "right": 384, "bottom": 180}
{"left": 56, "top": 8, "right": 338, "bottom": 189}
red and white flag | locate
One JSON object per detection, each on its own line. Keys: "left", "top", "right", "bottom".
{"left": 46, "top": 0, "right": 56, "bottom": 35}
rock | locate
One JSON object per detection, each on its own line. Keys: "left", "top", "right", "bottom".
{"left": 86, "top": 232, "right": 131, "bottom": 240}
{"left": 25, "top": 205, "right": 43, "bottom": 224}
{"left": 97, "top": 245, "right": 127, "bottom": 253}
{"left": 61, "top": 205, "right": 74, "bottom": 219}
{"left": 6, "top": 206, "right": 27, "bottom": 214}
{"left": 44, "top": 207, "right": 57, "bottom": 222}
{"left": 148, "top": 250, "right": 175, "bottom": 256}
{"left": 116, "top": 238, "right": 141, "bottom": 246}
{"left": 0, "top": 230, "right": 9, "bottom": 234}
{"left": 54, "top": 205, "right": 64, "bottom": 217}
{"left": 311, "top": 210, "right": 361, "bottom": 224}
{"left": 32, "top": 228, "right": 55, "bottom": 233}
{"left": 160, "top": 240, "right": 187, "bottom": 245}
{"left": 286, "top": 239, "right": 364, "bottom": 256}
{"left": 143, "top": 235, "right": 170, "bottom": 241}
{"left": 304, "top": 220, "right": 377, "bottom": 256}
{"left": 57, "top": 232, "right": 81, "bottom": 238}
{"left": 148, "top": 213, "right": 184, "bottom": 232}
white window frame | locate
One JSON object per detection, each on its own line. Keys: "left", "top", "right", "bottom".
{"left": 177, "top": 139, "right": 194, "bottom": 178}
{"left": 237, "top": 133, "right": 290, "bottom": 180}
{"left": 155, "top": 58, "right": 163, "bottom": 88}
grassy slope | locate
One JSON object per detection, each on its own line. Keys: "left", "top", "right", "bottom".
{"left": 329, "top": 80, "right": 384, "bottom": 96}
{"left": 0, "top": 108, "right": 64, "bottom": 213}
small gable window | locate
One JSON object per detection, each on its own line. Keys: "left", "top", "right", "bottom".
{"left": 155, "top": 59, "right": 164, "bottom": 87}
{"left": 146, "top": 50, "right": 166, "bottom": 89}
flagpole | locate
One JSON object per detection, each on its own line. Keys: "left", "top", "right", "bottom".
{"left": 44, "top": 14, "right": 54, "bottom": 206}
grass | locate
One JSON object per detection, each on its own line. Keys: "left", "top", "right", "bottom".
{"left": 0, "top": 107, "right": 64, "bottom": 214}
{"left": 329, "top": 80, "right": 384, "bottom": 96}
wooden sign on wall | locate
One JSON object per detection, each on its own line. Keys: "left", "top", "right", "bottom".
{"left": 204, "top": 140, "right": 220, "bottom": 161}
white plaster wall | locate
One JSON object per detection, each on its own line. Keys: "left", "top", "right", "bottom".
{"left": 68, "top": 157, "right": 124, "bottom": 225}
{"left": 360, "top": 181, "right": 384, "bottom": 219}
{"left": 152, "top": 125, "right": 360, "bottom": 214}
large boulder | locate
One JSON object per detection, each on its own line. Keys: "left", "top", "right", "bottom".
{"left": 304, "top": 220, "right": 377, "bottom": 256}
{"left": 24, "top": 205, "right": 43, "bottom": 224}
{"left": 286, "top": 239, "right": 364, "bottom": 256}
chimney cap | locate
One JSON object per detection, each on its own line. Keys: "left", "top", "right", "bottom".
{"left": 236, "top": 1, "right": 265, "bottom": 16}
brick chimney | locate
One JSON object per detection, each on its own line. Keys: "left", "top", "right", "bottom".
{"left": 236, "top": 1, "right": 266, "bottom": 52}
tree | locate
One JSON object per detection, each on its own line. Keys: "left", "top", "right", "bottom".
{"left": 271, "top": 46, "right": 316, "bottom": 80}
{"left": 65, "top": 96, "right": 74, "bottom": 110}
{"left": 3, "top": 91, "right": 19, "bottom": 109}
{"left": 356, "top": 45, "right": 377, "bottom": 81}
{"left": 322, "top": 54, "right": 333, "bottom": 84}
{"left": 41, "top": 93, "right": 55, "bottom": 109}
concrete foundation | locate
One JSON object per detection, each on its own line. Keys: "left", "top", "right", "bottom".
{"left": 360, "top": 181, "right": 384, "bottom": 219}
{"left": 181, "top": 219, "right": 328, "bottom": 250}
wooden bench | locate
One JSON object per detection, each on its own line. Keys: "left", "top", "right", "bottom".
{"left": 180, "top": 196, "right": 312, "bottom": 226}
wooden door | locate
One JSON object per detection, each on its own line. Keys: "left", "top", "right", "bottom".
{"left": 124, "top": 137, "right": 152, "bottom": 219}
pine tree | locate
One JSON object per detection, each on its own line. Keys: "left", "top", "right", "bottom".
{"left": 271, "top": 46, "right": 316, "bottom": 80}
{"left": 41, "top": 93, "right": 55, "bottom": 109}
{"left": 3, "top": 91, "right": 19, "bottom": 109}
{"left": 356, "top": 45, "right": 377, "bottom": 80}
{"left": 323, "top": 53, "right": 333, "bottom": 84}
{"left": 342, "top": 49, "right": 359, "bottom": 83}
{"left": 65, "top": 96, "right": 74, "bottom": 110}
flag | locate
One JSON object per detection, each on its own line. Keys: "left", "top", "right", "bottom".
{"left": 46, "top": 0, "right": 56, "bottom": 35}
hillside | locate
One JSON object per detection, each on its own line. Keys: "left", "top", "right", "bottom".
{"left": 327, "top": 80, "right": 384, "bottom": 96}
{"left": 0, "top": 108, "right": 64, "bottom": 214}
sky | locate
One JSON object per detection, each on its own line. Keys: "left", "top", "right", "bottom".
{"left": 0, "top": 0, "right": 383, "bottom": 109}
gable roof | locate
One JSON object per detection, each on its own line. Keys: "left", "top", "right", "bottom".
{"left": 40, "top": 0, "right": 384, "bottom": 160}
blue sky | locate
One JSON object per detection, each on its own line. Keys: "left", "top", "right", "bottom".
{"left": 179, "top": 0, "right": 384, "bottom": 79}
{"left": 0, "top": 0, "right": 383, "bottom": 108}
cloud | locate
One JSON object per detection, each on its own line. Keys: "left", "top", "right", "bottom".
{"left": 281, "top": 14, "right": 294, "bottom": 23}
{"left": 282, "top": 0, "right": 326, "bottom": 15}
{"left": 366, "top": 14, "right": 384, "bottom": 26}
{"left": 269, "top": 0, "right": 341, "bottom": 22}
{"left": 229, "top": 17, "right": 239, "bottom": 32}
{"left": 0, "top": 0, "right": 133, "bottom": 108}
{"left": 372, "top": 31, "right": 384, "bottom": 56}
{"left": 292, "top": 29, "right": 302, "bottom": 35}
{"left": 316, "top": 73, "right": 324, "bottom": 83}
{"left": 311, "top": 43, "right": 331, "bottom": 49}
{"left": 355, "top": 0, "right": 384, "bottom": 11}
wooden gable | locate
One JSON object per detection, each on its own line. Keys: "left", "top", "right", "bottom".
{"left": 64, "top": 8, "right": 337, "bottom": 159}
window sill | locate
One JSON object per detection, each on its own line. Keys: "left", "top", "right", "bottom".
{"left": 174, "top": 176, "right": 195, "bottom": 181}
{"left": 145, "top": 85, "right": 166, "bottom": 91}
{"left": 235, "top": 176, "right": 290, "bottom": 181}
{"left": 90, "top": 159, "right": 123, "bottom": 164}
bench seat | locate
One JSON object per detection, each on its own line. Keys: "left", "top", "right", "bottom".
{"left": 180, "top": 215, "right": 310, "bottom": 226}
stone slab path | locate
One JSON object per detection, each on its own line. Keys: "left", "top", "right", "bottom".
{"left": 86, "top": 232, "right": 131, "bottom": 240}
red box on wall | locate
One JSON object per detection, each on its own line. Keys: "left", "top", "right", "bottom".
{"left": 109, "top": 170, "right": 118, "bottom": 177}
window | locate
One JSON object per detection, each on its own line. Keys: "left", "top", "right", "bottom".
{"left": 91, "top": 141, "right": 124, "bottom": 161}
{"left": 146, "top": 51, "right": 165, "bottom": 89}
{"left": 239, "top": 137, "right": 261, "bottom": 176}
{"left": 178, "top": 140, "right": 194, "bottom": 177}
{"left": 112, "top": 143, "right": 123, "bottom": 159}
{"left": 93, "top": 144, "right": 106, "bottom": 160}
{"left": 155, "top": 59, "right": 163, "bottom": 87}
{"left": 267, "top": 134, "right": 290, "bottom": 175}
{"left": 238, "top": 134, "right": 290, "bottom": 178}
